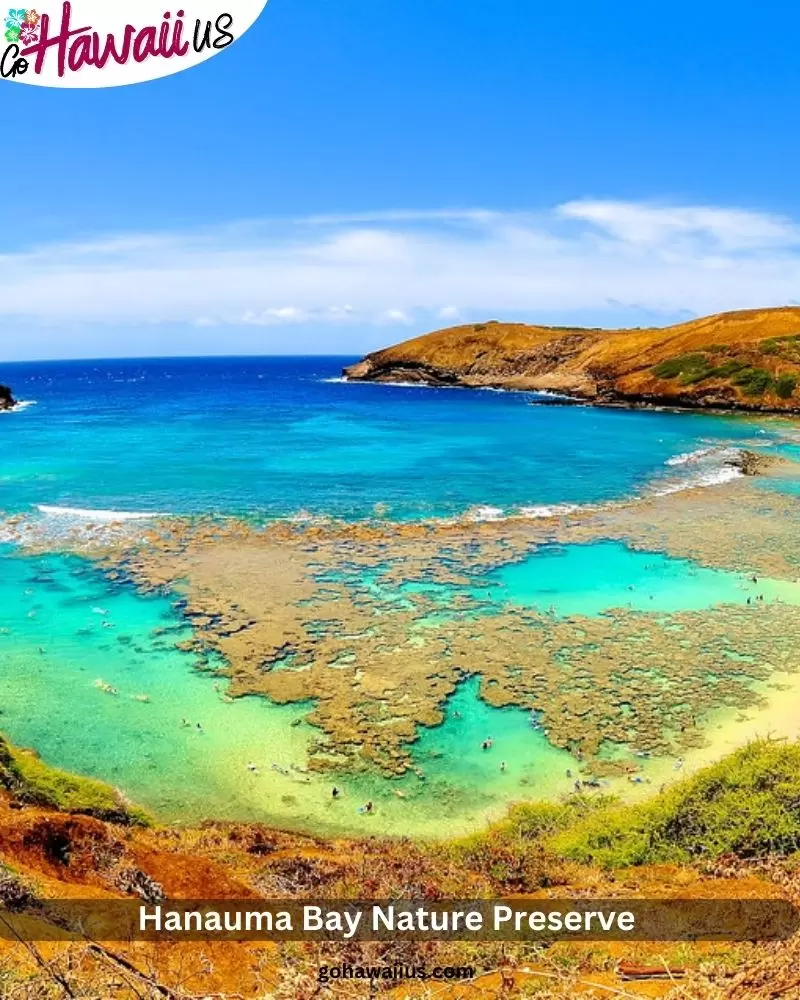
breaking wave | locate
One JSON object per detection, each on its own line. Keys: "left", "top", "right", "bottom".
{"left": 655, "top": 444, "right": 744, "bottom": 495}
{"left": 0, "top": 399, "right": 37, "bottom": 414}
{"left": 650, "top": 464, "right": 742, "bottom": 496}
{"left": 0, "top": 443, "right": 756, "bottom": 551}
{"left": 36, "top": 505, "right": 167, "bottom": 521}
{"left": 665, "top": 446, "right": 717, "bottom": 466}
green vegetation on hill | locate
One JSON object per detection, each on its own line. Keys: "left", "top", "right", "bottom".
{"left": 2, "top": 732, "right": 799, "bottom": 876}
{"left": 652, "top": 337, "right": 800, "bottom": 398}
{"left": 549, "top": 741, "right": 800, "bottom": 868}
{"left": 0, "top": 735, "right": 150, "bottom": 825}
{"left": 442, "top": 741, "right": 800, "bottom": 884}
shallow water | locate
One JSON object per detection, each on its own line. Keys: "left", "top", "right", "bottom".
{"left": 357, "top": 540, "right": 793, "bottom": 618}
{"left": 2, "top": 539, "right": 795, "bottom": 836}
{"left": 0, "top": 548, "right": 583, "bottom": 835}
{"left": 483, "top": 541, "right": 794, "bottom": 615}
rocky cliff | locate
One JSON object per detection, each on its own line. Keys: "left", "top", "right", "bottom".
{"left": 0, "top": 385, "right": 16, "bottom": 411}
{"left": 343, "top": 307, "right": 800, "bottom": 411}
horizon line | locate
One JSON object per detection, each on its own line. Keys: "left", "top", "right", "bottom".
{"left": 0, "top": 353, "right": 364, "bottom": 367}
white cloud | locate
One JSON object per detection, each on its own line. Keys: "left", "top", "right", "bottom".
{"left": 242, "top": 306, "right": 307, "bottom": 325}
{"left": 381, "top": 309, "right": 413, "bottom": 325}
{"left": 3, "top": 200, "right": 800, "bottom": 356}
{"left": 558, "top": 200, "right": 800, "bottom": 251}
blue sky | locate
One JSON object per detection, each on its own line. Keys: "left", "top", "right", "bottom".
{"left": 3, "top": 0, "right": 800, "bottom": 359}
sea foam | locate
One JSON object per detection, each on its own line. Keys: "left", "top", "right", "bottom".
{"left": 0, "top": 399, "right": 37, "bottom": 414}
{"left": 665, "top": 446, "right": 716, "bottom": 466}
{"left": 36, "top": 505, "right": 166, "bottom": 521}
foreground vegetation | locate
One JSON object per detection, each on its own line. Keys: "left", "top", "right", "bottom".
{"left": 0, "top": 735, "right": 149, "bottom": 825}
{"left": 2, "top": 735, "right": 800, "bottom": 997}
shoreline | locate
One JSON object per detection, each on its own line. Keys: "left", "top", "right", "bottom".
{"left": 341, "top": 372, "right": 800, "bottom": 416}
{"left": 0, "top": 441, "right": 784, "bottom": 550}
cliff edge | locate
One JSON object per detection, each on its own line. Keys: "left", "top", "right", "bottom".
{"left": 343, "top": 307, "right": 800, "bottom": 411}
{"left": 0, "top": 385, "right": 16, "bottom": 411}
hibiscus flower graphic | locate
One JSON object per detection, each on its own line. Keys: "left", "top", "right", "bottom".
{"left": 4, "top": 25, "right": 19, "bottom": 42}
{"left": 4, "top": 8, "right": 25, "bottom": 29}
{"left": 18, "top": 20, "right": 36, "bottom": 43}
{"left": 24, "top": 8, "right": 39, "bottom": 25}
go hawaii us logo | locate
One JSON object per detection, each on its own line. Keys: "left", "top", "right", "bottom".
{"left": 1, "top": 0, "right": 269, "bottom": 87}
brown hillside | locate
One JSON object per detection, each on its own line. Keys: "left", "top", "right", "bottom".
{"left": 0, "top": 786, "right": 786, "bottom": 999}
{"left": 343, "top": 307, "right": 800, "bottom": 411}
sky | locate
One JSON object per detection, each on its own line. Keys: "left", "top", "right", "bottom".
{"left": 3, "top": 0, "right": 800, "bottom": 359}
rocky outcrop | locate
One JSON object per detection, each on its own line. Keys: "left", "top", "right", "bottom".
{"left": 726, "top": 450, "right": 780, "bottom": 477}
{"left": 343, "top": 307, "right": 800, "bottom": 412}
{"left": 0, "top": 384, "right": 16, "bottom": 411}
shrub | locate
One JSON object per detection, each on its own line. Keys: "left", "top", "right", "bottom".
{"left": 731, "top": 367, "right": 774, "bottom": 395}
{"left": 653, "top": 354, "right": 710, "bottom": 380}
{"left": 775, "top": 374, "right": 797, "bottom": 399}
{"left": 452, "top": 799, "right": 599, "bottom": 891}
{"left": 678, "top": 366, "right": 715, "bottom": 385}
{"left": 709, "top": 359, "right": 749, "bottom": 378}
{"left": 550, "top": 740, "right": 800, "bottom": 868}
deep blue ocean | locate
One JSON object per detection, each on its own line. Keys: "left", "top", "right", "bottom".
{"left": 0, "top": 356, "right": 773, "bottom": 522}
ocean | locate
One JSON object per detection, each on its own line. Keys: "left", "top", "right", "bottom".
{"left": 0, "top": 356, "right": 790, "bottom": 836}
{"left": 0, "top": 356, "right": 768, "bottom": 522}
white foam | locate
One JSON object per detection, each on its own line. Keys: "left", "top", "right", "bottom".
{"left": 333, "top": 377, "right": 456, "bottom": 390}
{"left": 370, "top": 379, "right": 444, "bottom": 389}
{"left": 36, "top": 505, "right": 166, "bottom": 522}
{"left": 287, "top": 510, "right": 331, "bottom": 525}
{"left": 651, "top": 465, "right": 742, "bottom": 497}
{"left": 464, "top": 505, "right": 506, "bottom": 522}
{"left": 529, "top": 390, "right": 581, "bottom": 401}
{"left": 665, "top": 446, "right": 716, "bottom": 466}
{"left": 517, "top": 503, "right": 582, "bottom": 519}
{"left": 333, "top": 378, "right": 576, "bottom": 399}
{"left": 0, "top": 399, "right": 37, "bottom": 414}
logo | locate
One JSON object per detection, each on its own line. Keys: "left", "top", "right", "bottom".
{"left": 1, "top": 0, "right": 269, "bottom": 87}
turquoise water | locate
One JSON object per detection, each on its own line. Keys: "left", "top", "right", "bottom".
{"left": 1, "top": 540, "right": 794, "bottom": 836}
{"left": 0, "top": 357, "right": 777, "bottom": 522}
{"left": 362, "top": 541, "right": 783, "bottom": 617}
{"left": 483, "top": 542, "right": 776, "bottom": 615}
{"left": 0, "top": 547, "right": 578, "bottom": 835}
{"left": 0, "top": 357, "right": 794, "bottom": 834}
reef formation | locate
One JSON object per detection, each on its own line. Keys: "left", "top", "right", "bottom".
{"left": 7, "top": 450, "right": 800, "bottom": 785}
